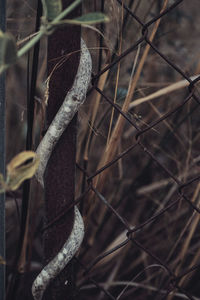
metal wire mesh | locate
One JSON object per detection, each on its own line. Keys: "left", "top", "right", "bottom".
{"left": 6, "top": 1, "right": 200, "bottom": 299}
{"left": 67, "top": 1, "right": 200, "bottom": 299}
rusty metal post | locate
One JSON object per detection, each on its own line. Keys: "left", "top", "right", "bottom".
{"left": 43, "top": 1, "right": 81, "bottom": 299}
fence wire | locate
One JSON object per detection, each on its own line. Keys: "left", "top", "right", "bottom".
{"left": 67, "top": 1, "right": 200, "bottom": 299}
{"left": 6, "top": 1, "right": 200, "bottom": 299}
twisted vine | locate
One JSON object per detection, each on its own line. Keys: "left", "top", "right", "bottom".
{"left": 32, "top": 38, "right": 92, "bottom": 300}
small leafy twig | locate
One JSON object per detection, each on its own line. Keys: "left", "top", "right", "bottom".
{"left": 0, "top": 0, "right": 108, "bottom": 74}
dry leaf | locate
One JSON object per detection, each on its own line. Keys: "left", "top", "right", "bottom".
{"left": 0, "top": 151, "right": 40, "bottom": 192}
{"left": 0, "top": 256, "right": 5, "bottom": 265}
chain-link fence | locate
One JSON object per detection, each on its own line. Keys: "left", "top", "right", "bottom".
{"left": 5, "top": 0, "right": 200, "bottom": 299}
{"left": 71, "top": 1, "right": 200, "bottom": 299}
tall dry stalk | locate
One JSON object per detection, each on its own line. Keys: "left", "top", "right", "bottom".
{"left": 85, "top": 1, "right": 169, "bottom": 245}
{"left": 92, "top": 0, "right": 168, "bottom": 195}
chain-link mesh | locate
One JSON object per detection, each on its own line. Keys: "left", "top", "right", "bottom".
{"left": 67, "top": 1, "right": 200, "bottom": 299}
{"left": 31, "top": 1, "right": 200, "bottom": 299}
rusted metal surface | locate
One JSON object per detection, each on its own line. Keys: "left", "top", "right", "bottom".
{"left": 43, "top": 1, "right": 81, "bottom": 298}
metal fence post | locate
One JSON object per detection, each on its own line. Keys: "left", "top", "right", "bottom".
{"left": 0, "top": 0, "right": 6, "bottom": 299}
{"left": 43, "top": 0, "right": 81, "bottom": 299}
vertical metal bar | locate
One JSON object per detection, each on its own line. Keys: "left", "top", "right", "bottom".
{"left": 6, "top": 3, "right": 43, "bottom": 299}
{"left": 43, "top": 1, "right": 81, "bottom": 299}
{"left": 0, "top": 0, "right": 6, "bottom": 299}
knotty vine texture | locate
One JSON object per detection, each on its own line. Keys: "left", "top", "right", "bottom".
{"left": 32, "top": 39, "right": 92, "bottom": 300}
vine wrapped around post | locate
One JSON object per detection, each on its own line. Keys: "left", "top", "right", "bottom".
{"left": 32, "top": 39, "right": 92, "bottom": 300}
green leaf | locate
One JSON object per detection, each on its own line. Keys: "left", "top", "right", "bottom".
{"left": 74, "top": 13, "right": 109, "bottom": 24}
{"left": 42, "top": 0, "right": 62, "bottom": 21}
{"left": 0, "top": 30, "right": 17, "bottom": 71}
{"left": 60, "top": 12, "right": 109, "bottom": 25}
